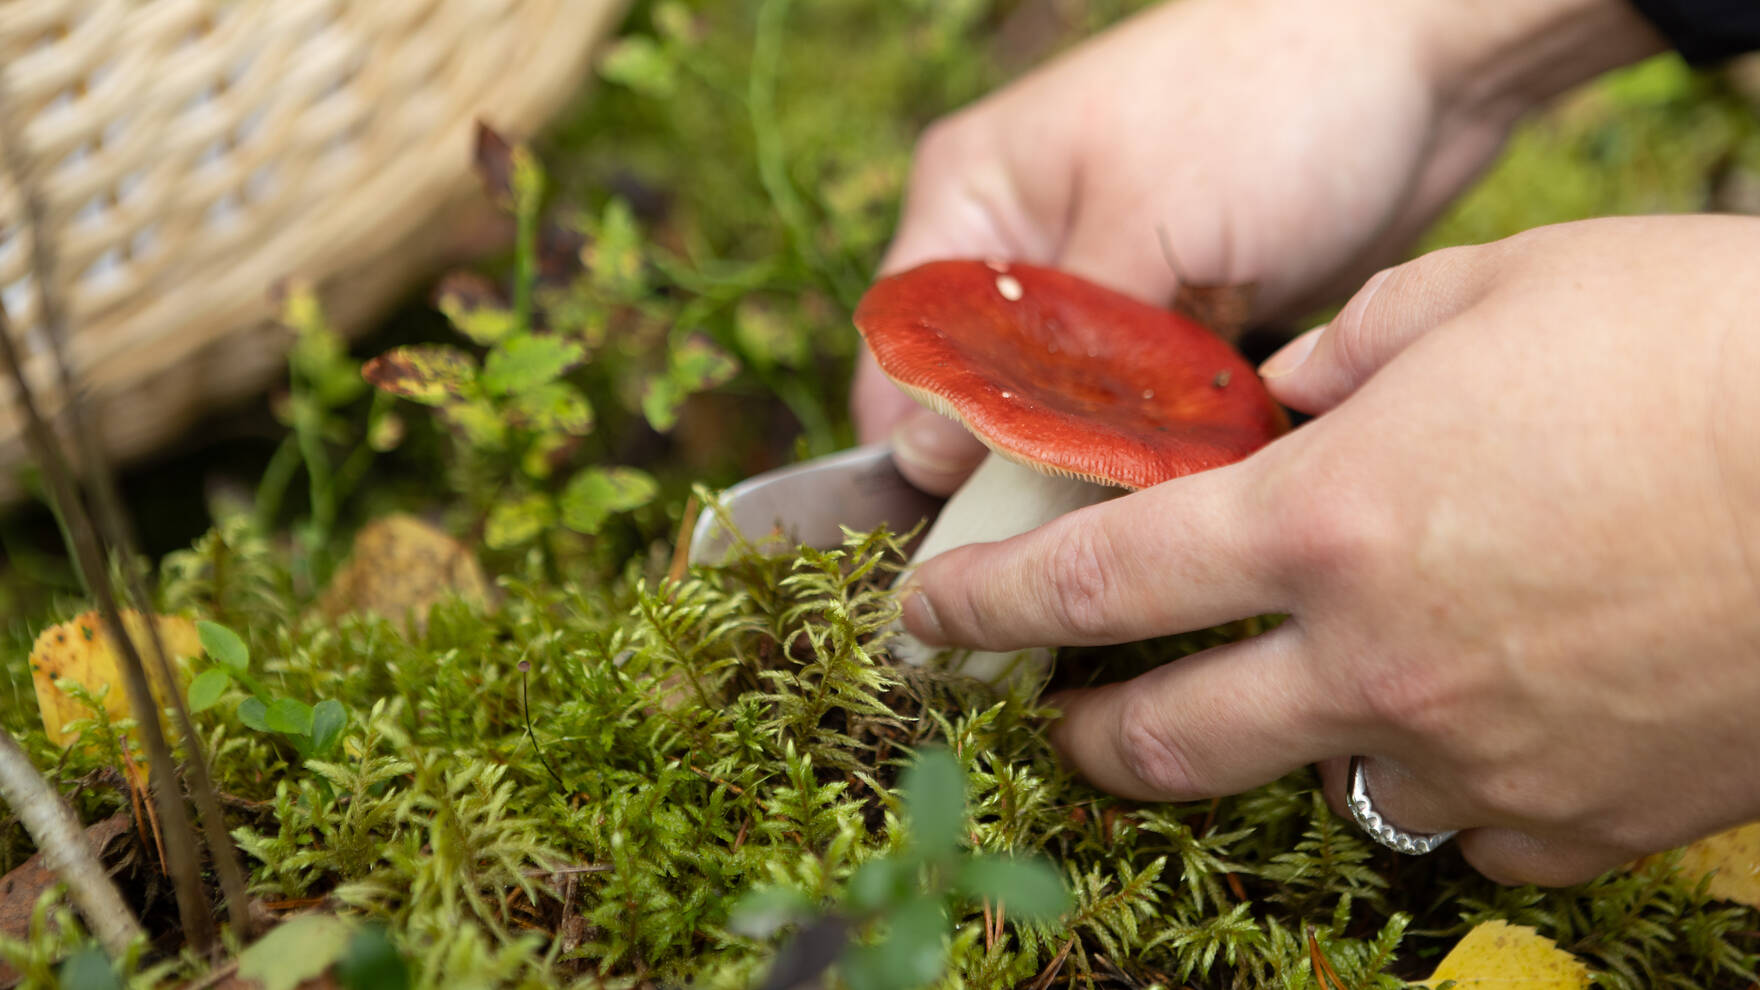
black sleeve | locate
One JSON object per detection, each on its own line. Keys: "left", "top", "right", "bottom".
{"left": 1625, "top": 0, "right": 1760, "bottom": 64}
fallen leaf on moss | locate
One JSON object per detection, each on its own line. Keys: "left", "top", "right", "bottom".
{"left": 29, "top": 611, "right": 201, "bottom": 750}
{"left": 236, "top": 914, "right": 354, "bottom": 990}
{"left": 0, "top": 812, "right": 133, "bottom": 985}
{"left": 1655, "top": 822, "right": 1760, "bottom": 908}
{"left": 1416, "top": 920, "right": 1589, "bottom": 989}
{"left": 318, "top": 514, "right": 493, "bottom": 633}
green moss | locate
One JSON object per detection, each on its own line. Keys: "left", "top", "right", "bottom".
{"left": 1424, "top": 56, "right": 1760, "bottom": 251}
{"left": 3, "top": 3, "right": 1758, "bottom": 987}
{"left": 4, "top": 520, "right": 1756, "bottom": 987}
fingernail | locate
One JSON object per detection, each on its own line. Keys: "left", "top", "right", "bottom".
{"left": 899, "top": 583, "right": 948, "bottom": 645}
{"left": 890, "top": 415, "right": 987, "bottom": 496}
{"left": 1259, "top": 325, "right": 1324, "bottom": 379}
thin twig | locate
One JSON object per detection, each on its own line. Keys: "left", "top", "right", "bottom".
{"left": 0, "top": 732, "right": 143, "bottom": 955}
{"left": 523, "top": 863, "right": 614, "bottom": 877}
{"left": 10, "top": 120, "right": 254, "bottom": 940}
{"left": 1028, "top": 936, "right": 1077, "bottom": 990}
{"left": 519, "top": 660, "right": 569, "bottom": 792}
{"left": 0, "top": 88, "right": 222, "bottom": 949}
{"left": 1306, "top": 926, "right": 1348, "bottom": 990}
{"left": 666, "top": 493, "right": 699, "bottom": 588}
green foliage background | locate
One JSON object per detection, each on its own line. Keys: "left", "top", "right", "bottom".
{"left": 3, "top": 0, "right": 1760, "bottom": 987}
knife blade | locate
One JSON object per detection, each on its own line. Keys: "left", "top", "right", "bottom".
{"left": 688, "top": 445, "right": 944, "bottom": 565}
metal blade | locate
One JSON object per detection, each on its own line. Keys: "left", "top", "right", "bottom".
{"left": 689, "top": 445, "right": 944, "bottom": 565}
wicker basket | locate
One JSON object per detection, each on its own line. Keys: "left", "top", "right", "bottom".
{"left": 0, "top": 0, "right": 626, "bottom": 501}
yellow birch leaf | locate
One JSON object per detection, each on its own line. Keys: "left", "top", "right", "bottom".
{"left": 29, "top": 610, "right": 201, "bottom": 749}
{"left": 1417, "top": 920, "right": 1590, "bottom": 989}
{"left": 1660, "top": 823, "right": 1760, "bottom": 909}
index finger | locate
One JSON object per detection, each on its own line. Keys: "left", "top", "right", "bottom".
{"left": 900, "top": 456, "right": 1290, "bottom": 650}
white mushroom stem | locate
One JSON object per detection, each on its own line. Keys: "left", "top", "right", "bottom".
{"left": 892, "top": 450, "right": 1115, "bottom": 682}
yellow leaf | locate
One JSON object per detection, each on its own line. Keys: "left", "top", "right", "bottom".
{"left": 1417, "top": 921, "right": 1589, "bottom": 989}
{"left": 29, "top": 611, "right": 201, "bottom": 749}
{"left": 1662, "top": 823, "right": 1760, "bottom": 909}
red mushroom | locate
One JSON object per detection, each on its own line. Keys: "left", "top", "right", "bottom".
{"left": 854, "top": 259, "right": 1287, "bottom": 679}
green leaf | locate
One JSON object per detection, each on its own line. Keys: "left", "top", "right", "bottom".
{"left": 640, "top": 374, "right": 687, "bottom": 432}
{"left": 519, "top": 432, "right": 575, "bottom": 481}
{"left": 726, "top": 886, "right": 812, "bottom": 939}
{"left": 238, "top": 914, "right": 356, "bottom": 990}
{"left": 847, "top": 856, "right": 910, "bottom": 914}
{"left": 58, "top": 947, "right": 121, "bottom": 990}
{"left": 309, "top": 699, "right": 347, "bottom": 754}
{"left": 486, "top": 492, "right": 556, "bottom": 549}
{"left": 841, "top": 896, "right": 947, "bottom": 990}
{"left": 956, "top": 855, "right": 1071, "bottom": 922}
{"left": 668, "top": 333, "right": 740, "bottom": 391}
{"left": 735, "top": 298, "right": 807, "bottom": 371}
{"left": 587, "top": 198, "right": 647, "bottom": 295}
{"left": 362, "top": 345, "right": 478, "bottom": 406}
{"left": 436, "top": 396, "right": 508, "bottom": 449}
{"left": 197, "top": 620, "right": 249, "bottom": 671}
{"left": 558, "top": 467, "right": 658, "bottom": 535}
{"left": 437, "top": 277, "right": 519, "bottom": 346}
{"left": 506, "top": 381, "right": 594, "bottom": 436}
{"left": 902, "top": 748, "right": 965, "bottom": 862}
{"left": 187, "top": 668, "right": 231, "bottom": 713}
{"left": 480, "top": 334, "right": 585, "bottom": 396}
{"left": 598, "top": 36, "right": 677, "bottom": 98}
{"left": 336, "top": 924, "right": 410, "bottom": 990}
{"left": 236, "top": 697, "right": 270, "bottom": 733}
{"left": 265, "top": 697, "right": 315, "bottom": 737}
{"left": 653, "top": 2, "right": 697, "bottom": 45}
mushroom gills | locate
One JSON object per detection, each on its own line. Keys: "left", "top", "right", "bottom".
{"left": 891, "top": 451, "right": 1118, "bottom": 682}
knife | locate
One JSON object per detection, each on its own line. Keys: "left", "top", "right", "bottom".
{"left": 687, "top": 445, "right": 945, "bottom": 565}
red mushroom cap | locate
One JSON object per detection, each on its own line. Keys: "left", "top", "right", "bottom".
{"left": 854, "top": 260, "right": 1287, "bottom": 490}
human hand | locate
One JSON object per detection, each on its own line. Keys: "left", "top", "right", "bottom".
{"left": 897, "top": 215, "right": 1760, "bottom": 885}
{"left": 856, "top": 0, "right": 1663, "bottom": 493}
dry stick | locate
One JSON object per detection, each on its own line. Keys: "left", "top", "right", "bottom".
{"left": 0, "top": 300, "right": 215, "bottom": 950}
{"left": 0, "top": 731, "right": 144, "bottom": 956}
{"left": 1027, "top": 936, "right": 1077, "bottom": 990}
{"left": 0, "top": 82, "right": 250, "bottom": 940}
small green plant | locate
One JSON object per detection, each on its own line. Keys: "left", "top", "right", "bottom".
{"left": 260, "top": 284, "right": 401, "bottom": 582}
{"left": 188, "top": 620, "right": 346, "bottom": 761}
{"left": 732, "top": 748, "right": 1071, "bottom": 990}
{"left": 361, "top": 132, "right": 750, "bottom": 553}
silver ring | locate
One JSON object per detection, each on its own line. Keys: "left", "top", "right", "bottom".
{"left": 1346, "top": 755, "right": 1457, "bottom": 855}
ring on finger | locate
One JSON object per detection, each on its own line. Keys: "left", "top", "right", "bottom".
{"left": 1346, "top": 755, "right": 1458, "bottom": 856}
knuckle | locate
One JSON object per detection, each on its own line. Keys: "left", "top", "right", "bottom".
{"left": 910, "top": 115, "right": 976, "bottom": 175}
{"left": 1357, "top": 664, "right": 1462, "bottom": 742}
{"left": 1467, "top": 762, "right": 1597, "bottom": 830}
{"left": 1041, "top": 521, "right": 1116, "bottom": 641}
{"left": 1268, "top": 473, "right": 1398, "bottom": 588}
{"left": 1116, "top": 691, "right": 1208, "bottom": 799}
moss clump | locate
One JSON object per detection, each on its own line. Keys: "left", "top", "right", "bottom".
{"left": 4, "top": 518, "right": 1757, "bottom": 987}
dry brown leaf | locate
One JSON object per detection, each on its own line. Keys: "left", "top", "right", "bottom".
{"left": 0, "top": 811, "right": 133, "bottom": 984}
{"left": 318, "top": 513, "right": 493, "bottom": 633}
{"left": 1417, "top": 920, "right": 1590, "bottom": 989}
{"left": 1656, "top": 822, "right": 1760, "bottom": 909}
{"left": 29, "top": 611, "right": 201, "bottom": 750}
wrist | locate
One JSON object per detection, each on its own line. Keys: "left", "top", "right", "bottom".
{"left": 1412, "top": 0, "right": 1668, "bottom": 124}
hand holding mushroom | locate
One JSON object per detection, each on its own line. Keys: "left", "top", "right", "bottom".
{"left": 895, "top": 215, "right": 1760, "bottom": 887}
{"left": 854, "top": 260, "right": 1285, "bottom": 681}
{"left": 853, "top": 0, "right": 1665, "bottom": 492}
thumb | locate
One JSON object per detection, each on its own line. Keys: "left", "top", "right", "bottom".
{"left": 1258, "top": 245, "right": 1500, "bottom": 414}
{"left": 860, "top": 118, "right": 1051, "bottom": 489}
